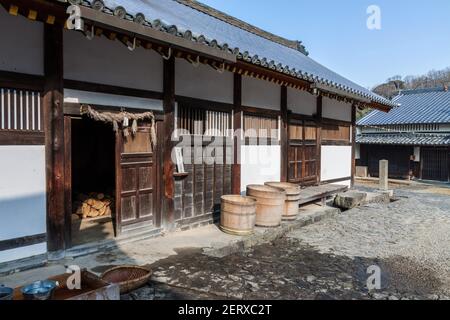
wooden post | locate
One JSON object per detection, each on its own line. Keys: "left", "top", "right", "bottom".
{"left": 63, "top": 116, "right": 72, "bottom": 248}
{"left": 162, "top": 56, "right": 176, "bottom": 229}
{"left": 44, "top": 24, "right": 65, "bottom": 258}
{"left": 280, "top": 86, "right": 288, "bottom": 182}
{"left": 351, "top": 104, "right": 357, "bottom": 188}
{"left": 232, "top": 73, "right": 242, "bottom": 194}
{"left": 316, "top": 95, "right": 323, "bottom": 186}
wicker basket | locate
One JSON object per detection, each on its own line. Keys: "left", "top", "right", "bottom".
{"left": 101, "top": 265, "right": 152, "bottom": 294}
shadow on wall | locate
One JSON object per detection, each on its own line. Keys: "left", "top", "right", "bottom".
{"left": 0, "top": 192, "right": 47, "bottom": 264}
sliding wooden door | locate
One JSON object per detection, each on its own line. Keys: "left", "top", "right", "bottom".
{"left": 116, "top": 123, "right": 158, "bottom": 235}
{"left": 288, "top": 118, "right": 318, "bottom": 186}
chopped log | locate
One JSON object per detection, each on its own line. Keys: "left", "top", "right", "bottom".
{"left": 76, "top": 193, "right": 114, "bottom": 219}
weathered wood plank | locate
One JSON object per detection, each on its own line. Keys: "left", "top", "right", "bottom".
{"left": 44, "top": 24, "right": 65, "bottom": 255}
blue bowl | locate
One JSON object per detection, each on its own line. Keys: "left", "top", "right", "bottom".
{"left": 21, "top": 280, "right": 58, "bottom": 300}
{"left": 0, "top": 285, "right": 14, "bottom": 300}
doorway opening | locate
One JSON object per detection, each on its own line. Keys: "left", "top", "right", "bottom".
{"left": 70, "top": 117, "right": 116, "bottom": 246}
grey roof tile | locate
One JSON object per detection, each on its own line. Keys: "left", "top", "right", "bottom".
{"left": 73, "top": 0, "right": 395, "bottom": 107}
{"left": 358, "top": 87, "right": 450, "bottom": 126}
{"left": 356, "top": 133, "right": 450, "bottom": 146}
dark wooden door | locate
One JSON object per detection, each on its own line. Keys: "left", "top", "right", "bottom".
{"left": 421, "top": 148, "right": 449, "bottom": 182}
{"left": 288, "top": 119, "right": 318, "bottom": 186}
{"left": 116, "top": 124, "right": 157, "bottom": 235}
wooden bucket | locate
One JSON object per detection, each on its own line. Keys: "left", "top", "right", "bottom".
{"left": 246, "top": 185, "right": 286, "bottom": 227}
{"left": 265, "top": 182, "right": 301, "bottom": 221}
{"left": 220, "top": 195, "right": 257, "bottom": 236}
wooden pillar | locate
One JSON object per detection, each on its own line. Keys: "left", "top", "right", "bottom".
{"left": 231, "top": 73, "right": 242, "bottom": 194}
{"left": 280, "top": 86, "right": 288, "bottom": 182}
{"left": 162, "top": 56, "right": 176, "bottom": 228}
{"left": 316, "top": 95, "right": 323, "bottom": 186}
{"left": 351, "top": 104, "right": 357, "bottom": 188}
{"left": 44, "top": 24, "right": 65, "bottom": 257}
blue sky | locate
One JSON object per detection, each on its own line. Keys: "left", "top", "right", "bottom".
{"left": 199, "top": 0, "right": 450, "bottom": 89}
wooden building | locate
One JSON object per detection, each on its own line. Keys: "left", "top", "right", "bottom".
{"left": 0, "top": 0, "right": 394, "bottom": 266}
{"left": 357, "top": 87, "right": 450, "bottom": 182}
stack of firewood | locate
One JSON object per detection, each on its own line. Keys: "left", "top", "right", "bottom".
{"left": 74, "top": 193, "right": 113, "bottom": 219}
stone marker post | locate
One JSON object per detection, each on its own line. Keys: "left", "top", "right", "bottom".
{"left": 379, "top": 160, "right": 389, "bottom": 190}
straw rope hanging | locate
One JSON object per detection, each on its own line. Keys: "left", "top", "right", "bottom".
{"left": 80, "top": 105, "right": 157, "bottom": 146}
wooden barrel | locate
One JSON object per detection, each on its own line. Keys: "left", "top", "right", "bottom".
{"left": 265, "top": 182, "right": 301, "bottom": 221}
{"left": 246, "top": 185, "right": 286, "bottom": 227}
{"left": 220, "top": 195, "right": 257, "bottom": 236}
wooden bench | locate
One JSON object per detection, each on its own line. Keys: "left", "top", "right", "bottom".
{"left": 298, "top": 184, "right": 348, "bottom": 206}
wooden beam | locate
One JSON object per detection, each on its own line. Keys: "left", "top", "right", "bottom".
{"left": 232, "top": 73, "right": 242, "bottom": 195}
{"left": 0, "top": 70, "right": 45, "bottom": 92}
{"left": 175, "top": 95, "right": 233, "bottom": 113}
{"left": 0, "top": 233, "right": 47, "bottom": 251}
{"left": 351, "top": 104, "right": 357, "bottom": 187}
{"left": 76, "top": 5, "right": 236, "bottom": 63}
{"left": 316, "top": 95, "right": 323, "bottom": 185}
{"left": 0, "top": 0, "right": 68, "bottom": 26}
{"left": 0, "top": 131, "right": 44, "bottom": 145}
{"left": 64, "top": 79, "right": 163, "bottom": 100}
{"left": 241, "top": 105, "right": 280, "bottom": 118}
{"left": 43, "top": 24, "right": 65, "bottom": 257}
{"left": 236, "top": 61, "right": 311, "bottom": 91}
{"left": 280, "top": 86, "right": 288, "bottom": 182}
{"left": 162, "top": 56, "right": 176, "bottom": 229}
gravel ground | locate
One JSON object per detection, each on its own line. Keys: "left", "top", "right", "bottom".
{"left": 123, "top": 185, "right": 450, "bottom": 300}
{"left": 289, "top": 187, "right": 450, "bottom": 296}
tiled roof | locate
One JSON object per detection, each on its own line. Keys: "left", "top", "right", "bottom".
{"left": 60, "top": 0, "right": 395, "bottom": 108}
{"left": 357, "top": 133, "right": 450, "bottom": 146}
{"left": 358, "top": 87, "right": 450, "bottom": 126}
{"left": 175, "top": 0, "right": 308, "bottom": 55}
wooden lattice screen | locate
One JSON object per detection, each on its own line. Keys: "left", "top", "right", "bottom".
{"left": 177, "top": 105, "right": 231, "bottom": 136}
{"left": 0, "top": 88, "right": 42, "bottom": 131}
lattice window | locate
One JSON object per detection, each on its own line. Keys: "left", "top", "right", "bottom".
{"left": 177, "top": 105, "right": 231, "bottom": 137}
{"left": 0, "top": 88, "right": 42, "bottom": 131}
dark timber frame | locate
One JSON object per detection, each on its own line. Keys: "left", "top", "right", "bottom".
{"left": 163, "top": 56, "right": 176, "bottom": 229}
{"left": 43, "top": 24, "right": 65, "bottom": 256}
{"left": 0, "top": 0, "right": 391, "bottom": 260}
{"left": 232, "top": 73, "right": 242, "bottom": 194}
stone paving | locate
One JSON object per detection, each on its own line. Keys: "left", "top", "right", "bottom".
{"left": 124, "top": 185, "right": 450, "bottom": 300}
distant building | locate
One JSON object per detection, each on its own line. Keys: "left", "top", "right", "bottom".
{"left": 357, "top": 87, "right": 450, "bottom": 182}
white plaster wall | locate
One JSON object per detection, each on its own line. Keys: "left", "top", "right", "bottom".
{"left": 64, "top": 89, "right": 163, "bottom": 111}
{"left": 64, "top": 30, "right": 163, "bottom": 92}
{"left": 0, "top": 243, "right": 47, "bottom": 264}
{"left": 322, "top": 97, "right": 352, "bottom": 122}
{"left": 0, "top": 146, "right": 47, "bottom": 263}
{"left": 240, "top": 145, "right": 281, "bottom": 194}
{"left": 242, "top": 76, "right": 280, "bottom": 110}
{"left": 287, "top": 88, "right": 316, "bottom": 116}
{"left": 0, "top": 8, "right": 44, "bottom": 75}
{"left": 331, "top": 180, "right": 351, "bottom": 188}
{"left": 321, "top": 146, "right": 352, "bottom": 182}
{"left": 175, "top": 59, "right": 233, "bottom": 104}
